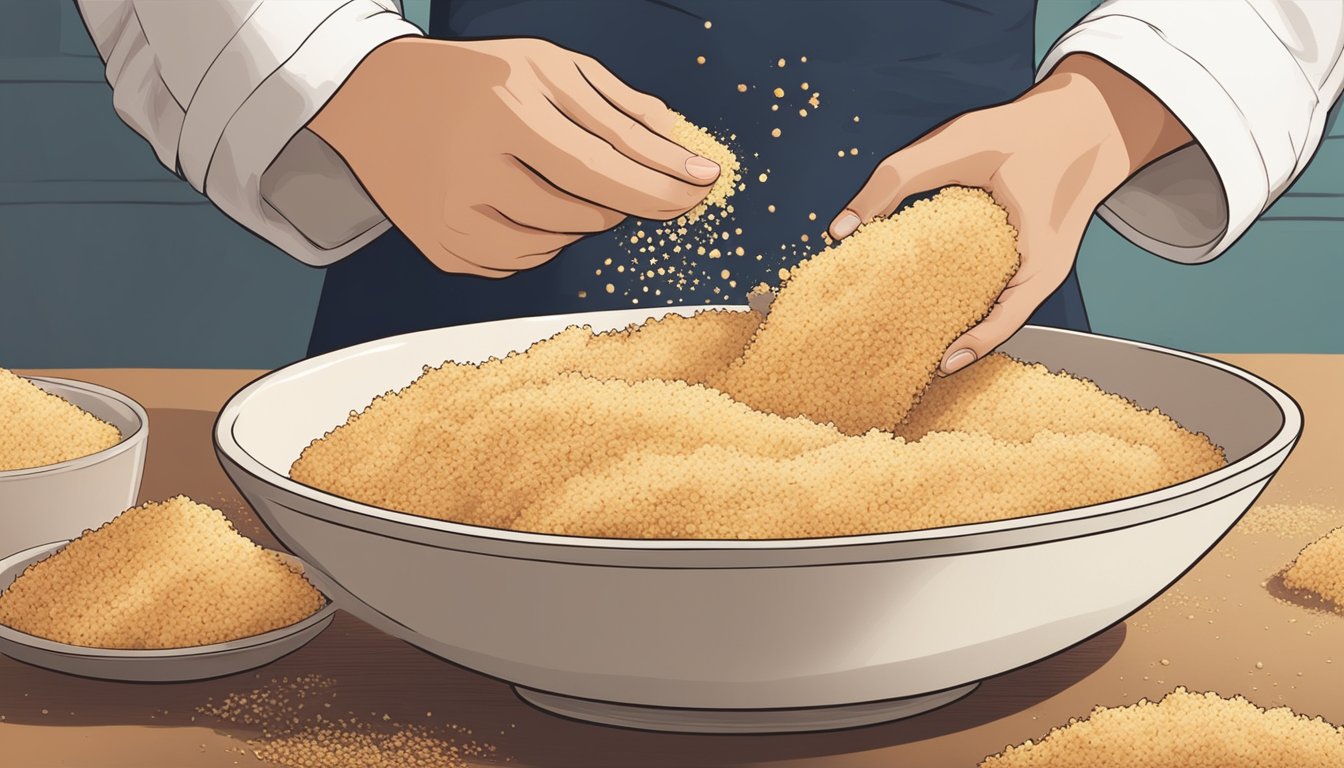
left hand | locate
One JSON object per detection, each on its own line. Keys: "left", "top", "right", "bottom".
{"left": 829, "top": 54, "right": 1192, "bottom": 375}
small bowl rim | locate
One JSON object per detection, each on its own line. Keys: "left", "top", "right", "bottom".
{"left": 214, "top": 310, "right": 1304, "bottom": 552}
{"left": 0, "top": 376, "right": 148, "bottom": 479}
{"left": 0, "top": 541, "right": 335, "bottom": 659}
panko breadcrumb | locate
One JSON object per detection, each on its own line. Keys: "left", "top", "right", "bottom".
{"left": 716, "top": 186, "right": 1019, "bottom": 434}
{"left": 1282, "top": 525, "right": 1344, "bottom": 611}
{"left": 289, "top": 188, "right": 1226, "bottom": 540}
{"left": 898, "top": 353, "right": 1226, "bottom": 481}
{"left": 295, "top": 371, "right": 1185, "bottom": 539}
{"left": 668, "top": 113, "right": 741, "bottom": 224}
{"left": 980, "top": 687, "right": 1344, "bottom": 767}
{"left": 0, "top": 366, "right": 122, "bottom": 471}
{"left": 0, "top": 496, "right": 324, "bottom": 648}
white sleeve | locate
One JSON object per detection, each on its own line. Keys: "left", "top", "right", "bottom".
{"left": 75, "top": 0, "right": 424, "bottom": 266}
{"left": 1038, "top": 0, "right": 1344, "bottom": 264}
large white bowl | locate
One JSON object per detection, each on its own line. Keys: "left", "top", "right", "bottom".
{"left": 1, "top": 377, "right": 148, "bottom": 558}
{"left": 215, "top": 307, "right": 1301, "bottom": 733}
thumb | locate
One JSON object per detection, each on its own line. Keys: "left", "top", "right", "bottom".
{"left": 939, "top": 277, "right": 1061, "bottom": 375}
{"left": 828, "top": 121, "right": 974, "bottom": 241}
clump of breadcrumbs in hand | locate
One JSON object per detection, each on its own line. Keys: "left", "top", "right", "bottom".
{"left": 1282, "top": 525, "right": 1344, "bottom": 611}
{"left": 980, "top": 687, "right": 1344, "bottom": 767}
{"left": 0, "top": 366, "right": 122, "bottom": 471}
{"left": 715, "top": 186, "right": 1020, "bottom": 434}
{"left": 0, "top": 496, "right": 324, "bottom": 648}
{"left": 897, "top": 353, "right": 1226, "bottom": 485}
{"left": 668, "top": 113, "right": 741, "bottom": 224}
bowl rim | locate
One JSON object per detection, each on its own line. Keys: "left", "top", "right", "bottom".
{"left": 0, "top": 541, "right": 335, "bottom": 659}
{"left": 0, "top": 376, "right": 148, "bottom": 479}
{"left": 214, "top": 308, "right": 1304, "bottom": 553}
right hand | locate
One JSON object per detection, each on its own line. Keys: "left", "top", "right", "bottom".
{"left": 310, "top": 37, "right": 721, "bottom": 277}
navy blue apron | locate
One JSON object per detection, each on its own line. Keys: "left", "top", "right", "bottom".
{"left": 308, "top": 0, "right": 1089, "bottom": 355}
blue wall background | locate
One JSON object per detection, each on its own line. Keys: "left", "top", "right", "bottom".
{"left": 1, "top": 1, "right": 1339, "bottom": 368}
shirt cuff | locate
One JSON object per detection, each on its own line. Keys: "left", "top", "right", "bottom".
{"left": 178, "top": 0, "right": 423, "bottom": 266}
{"left": 1038, "top": 8, "right": 1319, "bottom": 264}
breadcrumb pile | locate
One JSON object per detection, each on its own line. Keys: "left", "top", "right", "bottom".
{"left": 0, "top": 366, "right": 122, "bottom": 471}
{"left": 199, "top": 674, "right": 498, "bottom": 768}
{"left": 290, "top": 187, "right": 1226, "bottom": 540}
{"left": 0, "top": 496, "right": 325, "bottom": 648}
{"left": 669, "top": 113, "right": 742, "bottom": 225}
{"left": 1282, "top": 525, "right": 1344, "bottom": 611}
{"left": 896, "top": 353, "right": 1226, "bottom": 482}
{"left": 980, "top": 687, "right": 1344, "bottom": 767}
{"left": 718, "top": 186, "right": 1020, "bottom": 434}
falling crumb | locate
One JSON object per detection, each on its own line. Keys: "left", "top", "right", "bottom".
{"left": 837, "top": 150, "right": 845, "bottom": 158}
{"left": 800, "top": 82, "right": 810, "bottom": 90}
{"left": 771, "top": 128, "right": 781, "bottom": 138}
{"left": 799, "top": 108, "right": 808, "bottom": 117}
{"left": 720, "top": 269, "right": 731, "bottom": 279}
{"left": 850, "top": 148, "right": 859, "bottom": 156}
{"left": 808, "top": 212, "right": 817, "bottom": 221}
{"left": 758, "top": 173, "right": 769, "bottom": 183}
{"left": 771, "top": 104, "right": 779, "bottom": 112}
{"left": 777, "top": 58, "right": 786, "bottom": 67}
{"left": 576, "top": 290, "right": 587, "bottom": 299}
{"left": 800, "top": 55, "right": 808, "bottom": 63}
{"left": 800, "top": 234, "right": 809, "bottom": 243}
{"left": 703, "top": 20, "right": 712, "bottom": 29}
{"left": 767, "top": 204, "right": 776, "bottom": 213}
{"left": 1160, "top": 659, "right": 1171, "bottom": 666}
{"left": 772, "top": 87, "right": 785, "bottom": 98}
{"left": 695, "top": 55, "right": 705, "bottom": 65}
{"left": 604, "top": 284, "right": 615, "bottom": 294}
{"left": 736, "top": 83, "right": 747, "bottom": 92}
{"left": 854, "top": 115, "right": 861, "bottom": 122}
{"left": 808, "top": 93, "right": 821, "bottom": 108}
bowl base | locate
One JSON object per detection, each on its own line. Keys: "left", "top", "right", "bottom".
{"left": 513, "top": 683, "right": 979, "bottom": 733}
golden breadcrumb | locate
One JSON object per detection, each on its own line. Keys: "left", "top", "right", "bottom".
{"left": 1282, "top": 525, "right": 1344, "bottom": 611}
{"left": 0, "top": 496, "right": 324, "bottom": 648}
{"left": 716, "top": 186, "right": 1019, "bottom": 434}
{"left": 980, "top": 687, "right": 1344, "bottom": 767}
{"left": 898, "top": 353, "right": 1226, "bottom": 482}
{"left": 288, "top": 191, "right": 1226, "bottom": 540}
{"left": 295, "top": 371, "right": 1183, "bottom": 539}
{"left": 0, "top": 366, "right": 122, "bottom": 471}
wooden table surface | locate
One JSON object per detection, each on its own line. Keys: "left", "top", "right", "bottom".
{"left": 4, "top": 355, "right": 1342, "bottom": 767}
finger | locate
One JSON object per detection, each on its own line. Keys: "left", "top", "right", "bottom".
{"left": 517, "top": 101, "right": 705, "bottom": 220}
{"left": 496, "top": 157, "right": 626, "bottom": 234}
{"left": 939, "top": 275, "right": 1063, "bottom": 375}
{"left": 546, "top": 60, "right": 720, "bottom": 187}
{"left": 828, "top": 121, "right": 976, "bottom": 241}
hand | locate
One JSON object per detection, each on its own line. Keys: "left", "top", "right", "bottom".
{"left": 310, "top": 37, "right": 721, "bottom": 277}
{"left": 828, "top": 54, "right": 1193, "bottom": 374}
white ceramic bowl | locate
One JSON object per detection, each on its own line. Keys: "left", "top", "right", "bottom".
{"left": 1, "top": 377, "right": 148, "bottom": 558}
{"left": 0, "top": 541, "right": 335, "bottom": 681}
{"left": 215, "top": 308, "right": 1301, "bottom": 732}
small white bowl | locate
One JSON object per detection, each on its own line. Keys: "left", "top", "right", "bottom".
{"left": 0, "top": 541, "right": 335, "bottom": 681}
{"left": 0, "top": 377, "right": 148, "bottom": 558}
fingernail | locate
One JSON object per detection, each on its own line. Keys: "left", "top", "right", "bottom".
{"left": 830, "top": 211, "right": 860, "bottom": 239}
{"left": 942, "top": 349, "right": 976, "bottom": 375}
{"left": 685, "top": 156, "right": 721, "bottom": 180}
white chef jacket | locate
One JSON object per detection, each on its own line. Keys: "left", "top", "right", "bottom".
{"left": 75, "top": 0, "right": 1344, "bottom": 268}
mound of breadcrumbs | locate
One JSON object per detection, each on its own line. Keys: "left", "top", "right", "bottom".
{"left": 1282, "top": 525, "right": 1344, "bottom": 611}
{"left": 289, "top": 187, "right": 1226, "bottom": 540}
{"left": 0, "top": 367, "right": 122, "bottom": 471}
{"left": 0, "top": 496, "right": 324, "bottom": 648}
{"left": 980, "top": 687, "right": 1344, "bottom": 767}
